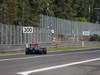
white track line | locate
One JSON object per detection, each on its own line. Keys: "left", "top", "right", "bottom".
{"left": 0, "top": 53, "right": 23, "bottom": 56}
{"left": 0, "top": 50, "right": 100, "bottom": 62}
{"left": 0, "top": 55, "right": 48, "bottom": 62}
{"left": 17, "top": 57, "right": 100, "bottom": 75}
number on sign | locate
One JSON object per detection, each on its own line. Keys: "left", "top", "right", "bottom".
{"left": 23, "top": 27, "right": 33, "bottom": 33}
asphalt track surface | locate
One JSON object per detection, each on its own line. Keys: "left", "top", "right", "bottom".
{"left": 0, "top": 49, "right": 100, "bottom": 75}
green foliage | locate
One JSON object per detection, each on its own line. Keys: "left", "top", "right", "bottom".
{"left": 0, "top": 0, "right": 17, "bottom": 24}
{"left": 0, "top": 0, "right": 100, "bottom": 26}
{"left": 73, "top": 17, "right": 88, "bottom": 22}
{"left": 89, "top": 34, "right": 100, "bottom": 41}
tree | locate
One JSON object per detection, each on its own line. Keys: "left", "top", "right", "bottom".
{"left": 0, "top": 0, "right": 17, "bottom": 24}
{"left": 0, "top": 0, "right": 100, "bottom": 25}
{"left": 52, "top": 0, "right": 74, "bottom": 19}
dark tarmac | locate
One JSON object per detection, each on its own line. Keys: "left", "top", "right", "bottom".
{"left": 0, "top": 49, "right": 100, "bottom": 75}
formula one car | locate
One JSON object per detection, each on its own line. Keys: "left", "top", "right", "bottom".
{"left": 25, "top": 44, "right": 47, "bottom": 55}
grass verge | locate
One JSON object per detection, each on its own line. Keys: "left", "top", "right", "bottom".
{"left": 0, "top": 46, "right": 100, "bottom": 55}
{"left": 48, "top": 46, "right": 100, "bottom": 52}
{"left": 0, "top": 50, "right": 24, "bottom": 55}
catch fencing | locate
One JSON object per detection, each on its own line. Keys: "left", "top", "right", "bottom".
{"left": 40, "top": 15, "right": 100, "bottom": 36}
{"left": 0, "top": 24, "right": 50, "bottom": 45}
{"left": 0, "top": 15, "right": 100, "bottom": 51}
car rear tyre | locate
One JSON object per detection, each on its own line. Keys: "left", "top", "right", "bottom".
{"left": 25, "top": 51, "right": 29, "bottom": 55}
{"left": 43, "top": 48, "right": 47, "bottom": 54}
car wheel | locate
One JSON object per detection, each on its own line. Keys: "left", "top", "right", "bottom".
{"left": 25, "top": 48, "right": 30, "bottom": 55}
{"left": 25, "top": 51, "right": 29, "bottom": 55}
{"left": 43, "top": 48, "right": 47, "bottom": 54}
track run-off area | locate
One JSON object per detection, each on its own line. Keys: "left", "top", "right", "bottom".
{"left": 0, "top": 49, "right": 100, "bottom": 75}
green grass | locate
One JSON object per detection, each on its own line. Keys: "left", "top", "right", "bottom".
{"left": 0, "top": 50, "right": 24, "bottom": 55}
{"left": 48, "top": 46, "right": 100, "bottom": 52}
{"left": 0, "top": 46, "right": 100, "bottom": 55}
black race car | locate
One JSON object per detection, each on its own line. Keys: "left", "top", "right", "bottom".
{"left": 25, "top": 44, "right": 47, "bottom": 55}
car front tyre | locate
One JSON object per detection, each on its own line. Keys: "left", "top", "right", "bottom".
{"left": 25, "top": 51, "right": 29, "bottom": 55}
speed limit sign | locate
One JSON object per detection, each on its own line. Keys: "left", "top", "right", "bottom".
{"left": 23, "top": 27, "right": 33, "bottom": 33}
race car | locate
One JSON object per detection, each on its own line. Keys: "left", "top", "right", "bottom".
{"left": 25, "top": 43, "right": 47, "bottom": 55}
